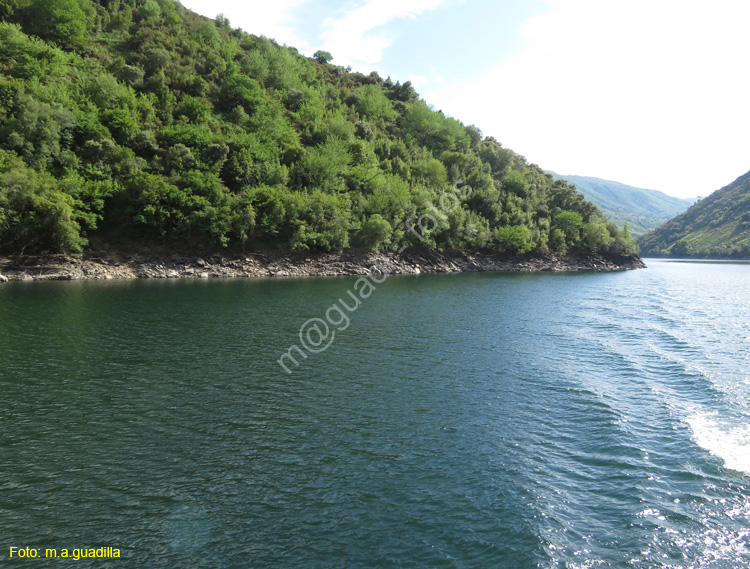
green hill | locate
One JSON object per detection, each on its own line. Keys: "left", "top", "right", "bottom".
{"left": 638, "top": 170, "right": 750, "bottom": 258}
{"left": 0, "top": 0, "right": 636, "bottom": 258}
{"left": 546, "top": 172, "right": 693, "bottom": 235}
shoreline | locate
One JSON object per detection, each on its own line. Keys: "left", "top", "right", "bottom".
{"left": 0, "top": 250, "right": 645, "bottom": 283}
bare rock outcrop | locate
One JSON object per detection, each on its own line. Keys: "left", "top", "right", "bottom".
{"left": 0, "top": 251, "right": 645, "bottom": 284}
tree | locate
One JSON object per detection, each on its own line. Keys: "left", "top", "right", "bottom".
{"left": 494, "top": 225, "right": 534, "bottom": 254}
{"left": 355, "top": 84, "right": 395, "bottom": 120}
{"left": 117, "top": 65, "right": 145, "bottom": 88}
{"left": 313, "top": 50, "right": 333, "bottom": 64}
{"left": 0, "top": 96, "right": 76, "bottom": 168}
{"left": 555, "top": 210, "right": 584, "bottom": 243}
{"left": 354, "top": 120, "right": 374, "bottom": 141}
{"left": 403, "top": 101, "right": 469, "bottom": 153}
{"left": 139, "top": 0, "right": 162, "bottom": 20}
{"left": 582, "top": 220, "right": 612, "bottom": 252}
{"left": 0, "top": 0, "right": 24, "bottom": 20}
{"left": 0, "top": 22, "right": 71, "bottom": 81}
{"left": 0, "top": 0, "right": 629, "bottom": 259}
{"left": 549, "top": 228, "right": 567, "bottom": 254}
{"left": 0, "top": 150, "right": 86, "bottom": 253}
{"left": 296, "top": 137, "right": 351, "bottom": 192}
{"left": 26, "top": 0, "right": 89, "bottom": 50}
{"left": 355, "top": 214, "right": 392, "bottom": 251}
{"left": 611, "top": 223, "right": 638, "bottom": 254}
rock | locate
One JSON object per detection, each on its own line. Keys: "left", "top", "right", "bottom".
{"left": 34, "top": 273, "right": 64, "bottom": 281}
{"left": 0, "top": 250, "right": 643, "bottom": 284}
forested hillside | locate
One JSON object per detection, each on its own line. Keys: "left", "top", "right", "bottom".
{"left": 546, "top": 172, "right": 693, "bottom": 236}
{"left": 638, "top": 170, "right": 750, "bottom": 258}
{"left": 0, "top": 0, "right": 636, "bottom": 257}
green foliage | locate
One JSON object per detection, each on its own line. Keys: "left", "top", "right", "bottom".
{"left": 313, "top": 50, "right": 332, "bottom": 64}
{"left": 196, "top": 20, "right": 220, "bottom": 47}
{"left": 296, "top": 137, "right": 351, "bottom": 192}
{"left": 355, "top": 214, "right": 392, "bottom": 251}
{"left": 494, "top": 225, "right": 534, "bottom": 254}
{"left": 582, "top": 219, "right": 613, "bottom": 252}
{"left": 554, "top": 210, "right": 583, "bottom": 243}
{"left": 292, "top": 190, "right": 352, "bottom": 252}
{"left": 0, "top": 1, "right": 625, "bottom": 257}
{"left": 0, "top": 95, "right": 76, "bottom": 168}
{"left": 175, "top": 95, "right": 212, "bottom": 123}
{"left": 612, "top": 223, "right": 638, "bottom": 254}
{"left": 548, "top": 172, "right": 693, "bottom": 236}
{"left": 218, "top": 73, "right": 263, "bottom": 113}
{"left": 639, "top": 170, "right": 750, "bottom": 258}
{"left": 402, "top": 101, "right": 469, "bottom": 153}
{"left": 0, "top": 150, "right": 86, "bottom": 252}
{"left": 139, "top": 0, "right": 162, "bottom": 20}
{"left": 25, "top": 0, "right": 89, "bottom": 50}
{"left": 549, "top": 228, "right": 567, "bottom": 254}
{"left": 117, "top": 64, "right": 145, "bottom": 88}
{"left": 0, "top": 22, "right": 71, "bottom": 80}
{"left": 0, "top": 0, "right": 24, "bottom": 21}
{"left": 356, "top": 84, "right": 394, "bottom": 121}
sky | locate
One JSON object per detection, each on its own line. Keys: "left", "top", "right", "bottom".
{"left": 180, "top": 0, "right": 750, "bottom": 199}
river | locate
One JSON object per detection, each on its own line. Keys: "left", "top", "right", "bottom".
{"left": 1, "top": 259, "right": 748, "bottom": 567}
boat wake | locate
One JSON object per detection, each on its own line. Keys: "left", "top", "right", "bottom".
{"left": 686, "top": 410, "right": 750, "bottom": 474}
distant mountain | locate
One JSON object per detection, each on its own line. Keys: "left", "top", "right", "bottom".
{"left": 638, "top": 170, "right": 750, "bottom": 258}
{"left": 546, "top": 172, "right": 693, "bottom": 235}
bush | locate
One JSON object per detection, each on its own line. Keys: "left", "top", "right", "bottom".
{"left": 494, "top": 225, "right": 533, "bottom": 254}
{"left": 582, "top": 220, "right": 613, "bottom": 252}
{"left": 355, "top": 214, "right": 392, "bottom": 251}
{"left": 0, "top": 151, "right": 86, "bottom": 253}
{"left": 555, "top": 210, "right": 583, "bottom": 244}
{"left": 25, "top": 0, "right": 89, "bottom": 50}
{"left": 291, "top": 190, "right": 352, "bottom": 252}
{"left": 549, "top": 228, "right": 567, "bottom": 254}
{"left": 139, "top": 0, "right": 162, "bottom": 20}
{"left": 313, "top": 50, "right": 333, "bottom": 64}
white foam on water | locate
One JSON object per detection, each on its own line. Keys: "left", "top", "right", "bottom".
{"left": 686, "top": 411, "right": 750, "bottom": 474}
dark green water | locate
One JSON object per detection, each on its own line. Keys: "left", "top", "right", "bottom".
{"left": 1, "top": 260, "right": 749, "bottom": 568}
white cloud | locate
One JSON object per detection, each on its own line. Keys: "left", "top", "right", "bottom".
{"left": 408, "top": 68, "right": 444, "bottom": 90}
{"left": 180, "top": 0, "right": 312, "bottom": 52}
{"left": 321, "top": 0, "right": 445, "bottom": 71}
{"left": 426, "top": 0, "right": 750, "bottom": 198}
{"left": 409, "top": 75, "right": 429, "bottom": 89}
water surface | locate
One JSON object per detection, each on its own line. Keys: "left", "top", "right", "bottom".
{"left": 1, "top": 260, "right": 749, "bottom": 567}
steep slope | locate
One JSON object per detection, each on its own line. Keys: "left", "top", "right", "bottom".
{"left": 638, "top": 170, "right": 750, "bottom": 258}
{"left": 546, "top": 172, "right": 693, "bottom": 235}
{"left": 0, "top": 0, "right": 636, "bottom": 258}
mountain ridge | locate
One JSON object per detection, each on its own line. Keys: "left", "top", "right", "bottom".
{"left": 546, "top": 172, "right": 694, "bottom": 235}
{"left": 638, "top": 170, "right": 750, "bottom": 258}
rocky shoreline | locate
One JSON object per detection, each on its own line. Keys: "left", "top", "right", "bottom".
{"left": 0, "top": 250, "right": 645, "bottom": 283}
